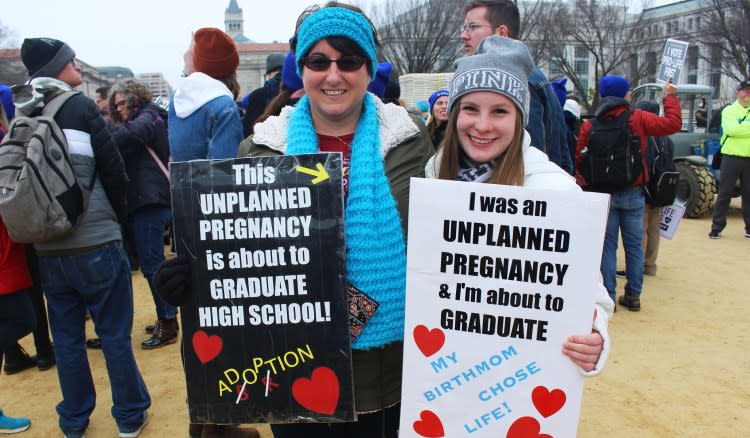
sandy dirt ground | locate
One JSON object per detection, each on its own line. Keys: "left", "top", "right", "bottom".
{"left": 1, "top": 201, "right": 748, "bottom": 437}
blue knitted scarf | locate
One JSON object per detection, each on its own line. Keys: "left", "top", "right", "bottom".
{"left": 287, "top": 94, "right": 407, "bottom": 349}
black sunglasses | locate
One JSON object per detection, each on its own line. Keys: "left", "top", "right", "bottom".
{"left": 302, "top": 54, "right": 366, "bottom": 72}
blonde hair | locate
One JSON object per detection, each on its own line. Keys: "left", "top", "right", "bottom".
{"left": 437, "top": 99, "right": 525, "bottom": 186}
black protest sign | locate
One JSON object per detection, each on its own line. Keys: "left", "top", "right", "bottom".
{"left": 657, "top": 38, "right": 689, "bottom": 83}
{"left": 170, "top": 153, "right": 354, "bottom": 424}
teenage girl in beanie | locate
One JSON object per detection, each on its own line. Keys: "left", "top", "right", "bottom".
{"left": 426, "top": 35, "right": 614, "bottom": 375}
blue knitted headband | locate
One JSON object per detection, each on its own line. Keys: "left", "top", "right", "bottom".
{"left": 295, "top": 7, "right": 378, "bottom": 78}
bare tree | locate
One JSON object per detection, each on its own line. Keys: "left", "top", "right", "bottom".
{"left": 366, "top": 0, "right": 464, "bottom": 76}
{"left": 699, "top": 0, "right": 750, "bottom": 82}
{"left": 539, "top": 0, "right": 647, "bottom": 111}
{"left": 517, "top": 0, "right": 565, "bottom": 62}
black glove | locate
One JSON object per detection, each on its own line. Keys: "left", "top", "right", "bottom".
{"left": 152, "top": 254, "right": 191, "bottom": 306}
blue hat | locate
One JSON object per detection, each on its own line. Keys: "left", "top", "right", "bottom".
{"left": 416, "top": 100, "right": 429, "bottom": 113}
{"left": 281, "top": 51, "right": 303, "bottom": 91}
{"left": 428, "top": 89, "right": 449, "bottom": 111}
{"left": 551, "top": 77, "right": 567, "bottom": 107}
{"left": 599, "top": 75, "right": 630, "bottom": 98}
{"left": 0, "top": 84, "right": 13, "bottom": 120}
{"left": 367, "top": 62, "right": 392, "bottom": 98}
{"left": 295, "top": 7, "right": 378, "bottom": 78}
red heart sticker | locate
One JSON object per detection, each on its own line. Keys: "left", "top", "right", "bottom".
{"left": 532, "top": 385, "right": 567, "bottom": 418}
{"left": 291, "top": 366, "right": 340, "bottom": 415}
{"left": 192, "top": 330, "right": 223, "bottom": 364}
{"left": 413, "top": 325, "right": 445, "bottom": 357}
{"left": 413, "top": 410, "right": 445, "bottom": 437}
{"left": 506, "top": 416, "right": 552, "bottom": 438}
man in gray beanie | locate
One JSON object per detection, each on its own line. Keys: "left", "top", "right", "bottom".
{"left": 14, "top": 37, "right": 153, "bottom": 438}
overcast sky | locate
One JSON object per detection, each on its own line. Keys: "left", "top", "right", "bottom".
{"left": 2, "top": 0, "right": 676, "bottom": 87}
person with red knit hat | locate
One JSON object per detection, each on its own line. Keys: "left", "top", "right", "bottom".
{"left": 168, "top": 27, "right": 244, "bottom": 162}
{"left": 168, "top": 28, "right": 258, "bottom": 438}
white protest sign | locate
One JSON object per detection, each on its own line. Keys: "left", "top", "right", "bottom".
{"left": 659, "top": 203, "right": 686, "bottom": 240}
{"left": 657, "top": 38, "right": 689, "bottom": 83}
{"left": 400, "top": 178, "right": 609, "bottom": 438}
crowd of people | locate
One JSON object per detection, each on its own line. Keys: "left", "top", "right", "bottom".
{"left": 2, "top": 0, "right": 748, "bottom": 437}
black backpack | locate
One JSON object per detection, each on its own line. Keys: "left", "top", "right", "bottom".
{"left": 644, "top": 135, "right": 679, "bottom": 207}
{"left": 580, "top": 110, "right": 643, "bottom": 192}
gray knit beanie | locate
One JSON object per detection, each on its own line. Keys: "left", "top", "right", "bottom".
{"left": 448, "top": 36, "right": 533, "bottom": 126}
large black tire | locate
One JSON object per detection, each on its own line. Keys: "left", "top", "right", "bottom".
{"left": 675, "top": 162, "right": 715, "bottom": 218}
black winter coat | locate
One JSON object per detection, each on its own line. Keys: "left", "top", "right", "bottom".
{"left": 110, "top": 103, "right": 171, "bottom": 215}
{"left": 54, "top": 93, "right": 129, "bottom": 223}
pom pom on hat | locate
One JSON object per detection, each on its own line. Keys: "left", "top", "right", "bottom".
{"left": 20, "top": 37, "right": 76, "bottom": 79}
{"left": 192, "top": 28, "right": 239, "bottom": 79}
{"left": 599, "top": 75, "right": 630, "bottom": 98}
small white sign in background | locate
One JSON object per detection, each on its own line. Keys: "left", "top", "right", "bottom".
{"left": 659, "top": 203, "right": 686, "bottom": 240}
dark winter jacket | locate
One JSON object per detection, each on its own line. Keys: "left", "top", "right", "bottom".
{"left": 576, "top": 95, "right": 682, "bottom": 187}
{"left": 528, "top": 67, "right": 574, "bottom": 174}
{"left": 242, "top": 73, "right": 281, "bottom": 138}
{"left": 110, "top": 103, "right": 171, "bottom": 214}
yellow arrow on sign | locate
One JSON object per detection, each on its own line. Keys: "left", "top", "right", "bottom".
{"left": 295, "top": 163, "right": 330, "bottom": 184}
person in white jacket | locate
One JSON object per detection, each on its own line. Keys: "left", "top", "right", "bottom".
{"left": 426, "top": 35, "right": 613, "bottom": 375}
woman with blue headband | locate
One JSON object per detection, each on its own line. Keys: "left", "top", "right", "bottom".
{"left": 149, "top": 2, "right": 432, "bottom": 437}
{"left": 243, "top": 5, "right": 432, "bottom": 436}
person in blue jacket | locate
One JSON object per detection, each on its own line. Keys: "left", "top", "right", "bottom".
{"left": 169, "top": 27, "right": 243, "bottom": 162}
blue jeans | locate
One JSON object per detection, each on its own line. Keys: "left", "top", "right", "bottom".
{"left": 133, "top": 206, "right": 176, "bottom": 320}
{"left": 39, "top": 241, "right": 151, "bottom": 435}
{"left": 601, "top": 187, "right": 645, "bottom": 301}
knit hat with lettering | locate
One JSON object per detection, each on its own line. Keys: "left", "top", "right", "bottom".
{"left": 20, "top": 37, "right": 76, "bottom": 79}
{"left": 448, "top": 36, "right": 533, "bottom": 126}
{"left": 295, "top": 7, "right": 378, "bottom": 78}
{"left": 192, "top": 28, "right": 239, "bottom": 79}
